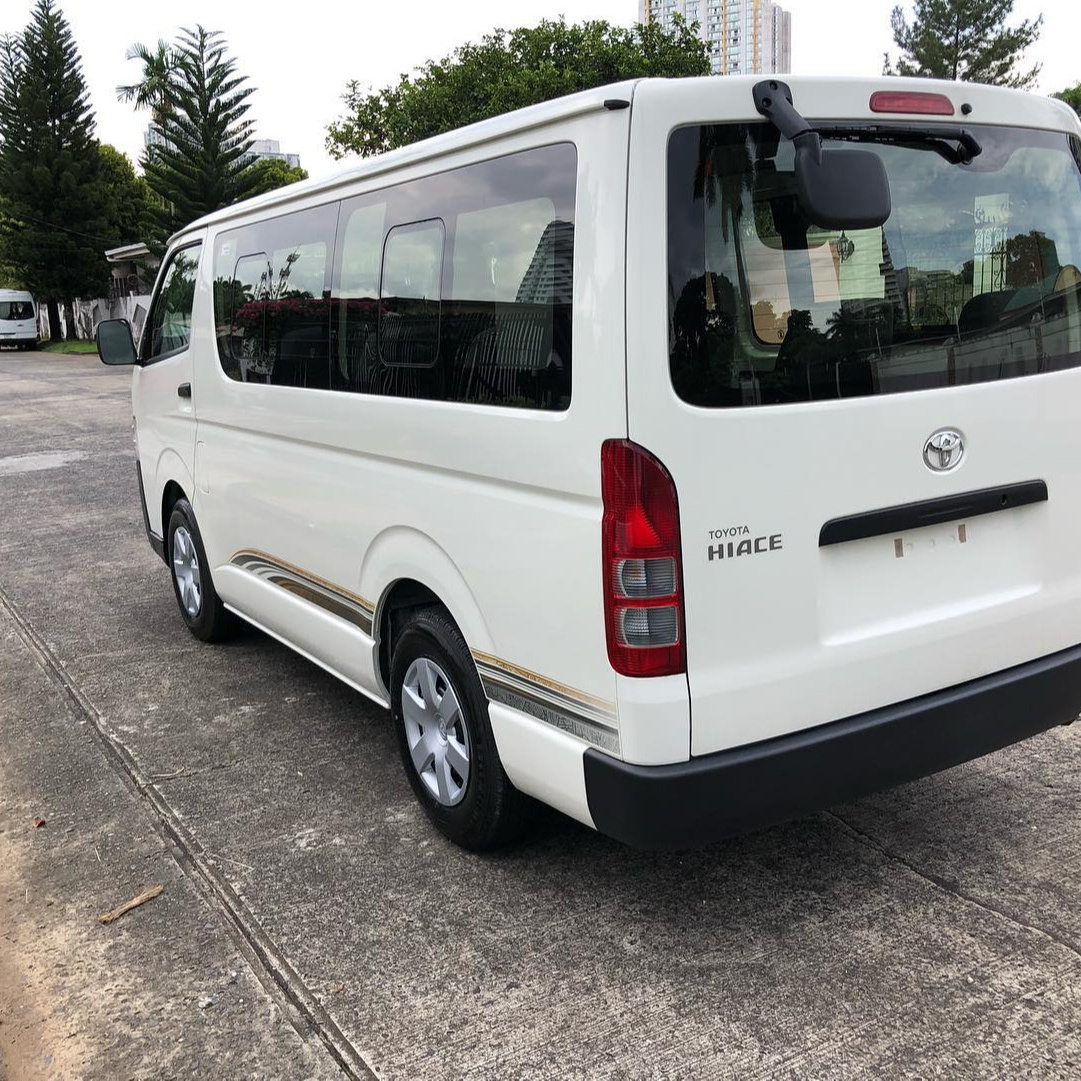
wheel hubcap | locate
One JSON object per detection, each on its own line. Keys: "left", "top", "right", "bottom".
{"left": 401, "top": 658, "right": 470, "bottom": 807}
{"left": 172, "top": 525, "right": 202, "bottom": 618}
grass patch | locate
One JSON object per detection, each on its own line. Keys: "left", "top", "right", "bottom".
{"left": 39, "top": 340, "right": 98, "bottom": 355}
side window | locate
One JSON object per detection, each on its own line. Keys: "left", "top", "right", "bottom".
{"left": 334, "top": 199, "right": 387, "bottom": 390}
{"left": 144, "top": 243, "right": 201, "bottom": 362}
{"left": 379, "top": 220, "right": 444, "bottom": 368}
{"left": 226, "top": 252, "right": 271, "bottom": 382}
{"left": 329, "top": 142, "right": 577, "bottom": 409}
{"left": 446, "top": 193, "right": 573, "bottom": 410}
{"left": 212, "top": 203, "right": 338, "bottom": 388}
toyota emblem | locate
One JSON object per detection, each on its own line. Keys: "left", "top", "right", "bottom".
{"left": 923, "top": 429, "right": 965, "bottom": 472}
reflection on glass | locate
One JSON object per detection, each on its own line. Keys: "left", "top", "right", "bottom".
{"left": 148, "top": 246, "right": 200, "bottom": 359}
{"left": 334, "top": 143, "right": 576, "bottom": 409}
{"left": 380, "top": 220, "right": 444, "bottom": 369}
{"left": 212, "top": 203, "right": 337, "bottom": 389}
{"left": 668, "top": 124, "right": 1081, "bottom": 407}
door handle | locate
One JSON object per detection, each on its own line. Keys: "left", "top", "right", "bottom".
{"left": 177, "top": 383, "right": 192, "bottom": 399}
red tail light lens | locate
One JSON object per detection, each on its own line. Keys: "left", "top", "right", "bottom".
{"left": 601, "top": 440, "right": 686, "bottom": 677}
{"left": 869, "top": 91, "right": 955, "bottom": 116}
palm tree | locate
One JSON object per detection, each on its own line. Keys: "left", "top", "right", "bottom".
{"left": 116, "top": 39, "right": 177, "bottom": 128}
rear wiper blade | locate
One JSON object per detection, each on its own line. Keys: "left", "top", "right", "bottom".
{"left": 813, "top": 124, "right": 983, "bottom": 165}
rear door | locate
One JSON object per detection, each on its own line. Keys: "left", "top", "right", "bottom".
{"left": 627, "top": 79, "right": 1081, "bottom": 756}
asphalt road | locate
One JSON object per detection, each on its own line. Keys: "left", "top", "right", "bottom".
{"left": 2, "top": 349, "right": 1080, "bottom": 1080}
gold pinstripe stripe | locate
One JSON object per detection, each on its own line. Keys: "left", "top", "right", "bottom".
{"left": 230, "top": 550, "right": 619, "bottom": 752}
{"left": 232, "top": 549, "right": 376, "bottom": 613}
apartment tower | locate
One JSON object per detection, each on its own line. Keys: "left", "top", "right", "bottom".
{"left": 638, "top": 0, "right": 792, "bottom": 76}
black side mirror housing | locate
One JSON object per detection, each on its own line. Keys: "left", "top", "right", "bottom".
{"left": 793, "top": 133, "right": 892, "bottom": 230}
{"left": 754, "top": 79, "right": 892, "bottom": 232}
{"left": 96, "top": 319, "right": 138, "bottom": 366}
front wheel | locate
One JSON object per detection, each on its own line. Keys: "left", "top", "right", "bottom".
{"left": 391, "top": 607, "right": 531, "bottom": 850}
{"left": 166, "top": 498, "right": 237, "bottom": 642}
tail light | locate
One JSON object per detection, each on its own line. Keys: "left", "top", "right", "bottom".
{"left": 869, "top": 91, "right": 955, "bottom": 116}
{"left": 601, "top": 440, "right": 686, "bottom": 677}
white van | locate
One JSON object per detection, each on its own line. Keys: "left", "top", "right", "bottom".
{"left": 97, "top": 76, "right": 1081, "bottom": 849}
{"left": 0, "top": 289, "right": 38, "bottom": 350}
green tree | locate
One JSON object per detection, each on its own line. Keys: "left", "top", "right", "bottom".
{"left": 0, "top": 198, "right": 19, "bottom": 288}
{"left": 1054, "top": 85, "right": 1081, "bottom": 117}
{"left": 116, "top": 39, "right": 177, "bottom": 126}
{"left": 886, "top": 1, "right": 1042, "bottom": 87}
{"left": 0, "top": 0, "right": 110, "bottom": 340}
{"left": 245, "top": 155, "right": 308, "bottom": 197}
{"left": 97, "top": 143, "right": 153, "bottom": 246}
{"left": 121, "top": 26, "right": 258, "bottom": 240}
{"left": 326, "top": 16, "right": 710, "bottom": 159}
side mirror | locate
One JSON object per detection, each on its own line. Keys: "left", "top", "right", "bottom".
{"left": 96, "top": 319, "right": 138, "bottom": 366}
{"left": 793, "top": 135, "right": 892, "bottom": 231}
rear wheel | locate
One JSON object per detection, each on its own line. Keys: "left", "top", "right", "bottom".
{"left": 390, "top": 607, "right": 531, "bottom": 850}
{"left": 166, "top": 498, "right": 237, "bottom": 642}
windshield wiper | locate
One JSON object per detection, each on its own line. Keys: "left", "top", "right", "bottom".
{"left": 813, "top": 124, "right": 983, "bottom": 166}
{"left": 752, "top": 81, "right": 982, "bottom": 166}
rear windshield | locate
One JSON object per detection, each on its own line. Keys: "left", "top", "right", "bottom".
{"left": 0, "top": 301, "right": 34, "bottom": 320}
{"left": 668, "top": 123, "right": 1081, "bottom": 407}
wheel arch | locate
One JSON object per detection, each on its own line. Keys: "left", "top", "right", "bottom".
{"left": 145, "top": 449, "right": 194, "bottom": 536}
{"left": 161, "top": 479, "right": 188, "bottom": 537}
{"left": 363, "top": 526, "right": 494, "bottom": 696}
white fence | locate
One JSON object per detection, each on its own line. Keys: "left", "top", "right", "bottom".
{"left": 37, "top": 295, "right": 152, "bottom": 343}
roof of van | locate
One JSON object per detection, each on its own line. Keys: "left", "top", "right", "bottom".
{"left": 172, "top": 74, "right": 1081, "bottom": 244}
{"left": 173, "top": 79, "right": 640, "bottom": 242}
{"left": 0, "top": 288, "right": 33, "bottom": 300}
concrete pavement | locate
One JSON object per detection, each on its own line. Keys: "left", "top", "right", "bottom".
{"left": 1, "top": 350, "right": 1080, "bottom": 1079}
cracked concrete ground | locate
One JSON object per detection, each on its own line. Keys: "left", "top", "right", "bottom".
{"left": 1, "top": 350, "right": 1080, "bottom": 1080}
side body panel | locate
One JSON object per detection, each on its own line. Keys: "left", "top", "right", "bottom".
{"left": 188, "top": 113, "right": 631, "bottom": 765}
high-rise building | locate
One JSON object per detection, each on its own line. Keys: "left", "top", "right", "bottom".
{"left": 242, "top": 139, "right": 302, "bottom": 171}
{"left": 516, "top": 220, "right": 575, "bottom": 305}
{"left": 638, "top": 0, "right": 791, "bottom": 77}
{"left": 144, "top": 128, "right": 302, "bottom": 171}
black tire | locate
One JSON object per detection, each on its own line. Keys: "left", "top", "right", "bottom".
{"left": 390, "top": 607, "right": 532, "bottom": 850}
{"left": 166, "top": 498, "right": 237, "bottom": 643}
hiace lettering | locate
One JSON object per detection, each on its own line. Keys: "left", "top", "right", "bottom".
{"left": 707, "top": 531, "right": 783, "bottom": 561}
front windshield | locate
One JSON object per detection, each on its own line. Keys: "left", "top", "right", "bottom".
{"left": 668, "top": 123, "right": 1081, "bottom": 407}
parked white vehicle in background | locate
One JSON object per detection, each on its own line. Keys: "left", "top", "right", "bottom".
{"left": 97, "top": 75, "right": 1081, "bottom": 850}
{"left": 0, "top": 289, "right": 38, "bottom": 350}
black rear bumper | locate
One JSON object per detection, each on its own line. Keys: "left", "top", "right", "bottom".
{"left": 584, "top": 644, "right": 1081, "bottom": 851}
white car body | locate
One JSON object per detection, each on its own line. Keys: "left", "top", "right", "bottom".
{"left": 120, "top": 76, "right": 1081, "bottom": 848}
{"left": 0, "top": 289, "right": 38, "bottom": 349}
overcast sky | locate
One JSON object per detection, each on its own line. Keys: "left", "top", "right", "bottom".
{"left": 1, "top": 0, "right": 1077, "bottom": 180}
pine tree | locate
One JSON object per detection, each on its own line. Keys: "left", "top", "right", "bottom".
{"left": 124, "top": 27, "right": 258, "bottom": 240}
{"left": 886, "top": 0, "right": 1042, "bottom": 88}
{"left": 0, "top": 0, "right": 110, "bottom": 340}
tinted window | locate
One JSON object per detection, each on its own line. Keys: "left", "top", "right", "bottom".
{"left": 144, "top": 244, "right": 201, "bottom": 361}
{"left": 213, "top": 203, "right": 337, "bottom": 388}
{"left": 0, "top": 301, "right": 34, "bottom": 320}
{"left": 227, "top": 252, "right": 271, "bottom": 380}
{"left": 333, "top": 143, "right": 576, "bottom": 409}
{"left": 668, "top": 124, "right": 1081, "bottom": 407}
{"left": 334, "top": 200, "right": 387, "bottom": 390}
{"left": 380, "top": 220, "right": 444, "bottom": 369}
